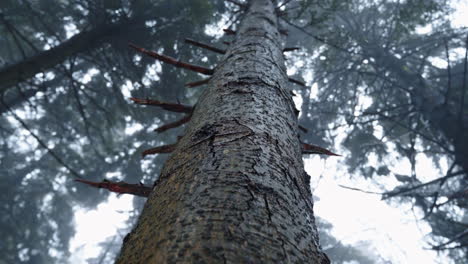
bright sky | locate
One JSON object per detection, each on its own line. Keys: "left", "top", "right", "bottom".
{"left": 69, "top": 2, "right": 468, "bottom": 263}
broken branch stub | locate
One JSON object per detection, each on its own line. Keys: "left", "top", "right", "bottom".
{"left": 185, "top": 78, "right": 211, "bottom": 88}
{"left": 129, "top": 43, "right": 214, "bottom": 75}
{"left": 302, "top": 142, "right": 340, "bottom": 156}
{"left": 155, "top": 114, "right": 192, "bottom": 133}
{"left": 288, "top": 77, "right": 306, "bottom": 86}
{"left": 185, "top": 38, "right": 225, "bottom": 54}
{"left": 75, "top": 178, "right": 152, "bottom": 197}
{"left": 130, "top": 97, "right": 192, "bottom": 113}
{"left": 142, "top": 143, "right": 177, "bottom": 158}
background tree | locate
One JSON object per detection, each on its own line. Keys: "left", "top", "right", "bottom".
{"left": 281, "top": 0, "right": 467, "bottom": 261}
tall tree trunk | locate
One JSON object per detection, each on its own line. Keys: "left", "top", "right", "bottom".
{"left": 116, "top": 0, "right": 329, "bottom": 263}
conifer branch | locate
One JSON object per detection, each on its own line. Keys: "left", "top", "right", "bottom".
{"left": 130, "top": 97, "right": 192, "bottom": 113}
{"left": 223, "top": 28, "right": 236, "bottom": 35}
{"left": 75, "top": 178, "right": 152, "bottom": 197}
{"left": 288, "top": 77, "right": 306, "bottom": 86}
{"left": 283, "top": 47, "right": 300, "bottom": 52}
{"left": 142, "top": 143, "right": 177, "bottom": 157}
{"left": 185, "top": 38, "right": 225, "bottom": 54}
{"left": 185, "top": 78, "right": 211, "bottom": 88}
{"left": 129, "top": 43, "right": 214, "bottom": 75}
{"left": 155, "top": 114, "right": 192, "bottom": 133}
{"left": 298, "top": 125, "right": 308, "bottom": 133}
{"left": 302, "top": 142, "right": 340, "bottom": 156}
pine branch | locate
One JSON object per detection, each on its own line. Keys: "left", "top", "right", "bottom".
{"left": 130, "top": 97, "right": 192, "bottom": 113}
{"left": 338, "top": 184, "right": 383, "bottom": 195}
{"left": 288, "top": 77, "right": 306, "bottom": 86}
{"left": 155, "top": 114, "right": 192, "bottom": 133}
{"left": 142, "top": 143, "right": 177, "bottom": 157}
{"left": 75, "top": 178, "right": 152, "bottom": 197}
{"left": 223, "top": 28, "right": 236, "bottom": 35}
{"left": 129, "top": 43, "right": 214, "bottom": 75}
{"left": 302, "top": 142, "right": 340, "bottom": 156}
{"left": 298, "top": 125, "right": 308, "bottom": 133}
{"left": 185, "top": 38, "right": 225, "bottom": 54}
{"left": 185, "top": 78, "right": 211, "bottom": 88}
{"left": 283, "top": 47, "right": 300, "bottom": 52}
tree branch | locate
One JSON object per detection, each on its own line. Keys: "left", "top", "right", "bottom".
{"left": 288, "top": 77, "right": 306, "bottom": 86}
{"left": 0, "top": 22, "right": 132, "bottom": 95}
{"left": 75, "top": 178, "right": 152, "bottom": 197}
{"left": 155, "top": 114, "right": 192, "bottom": 133}
{"left": 283, "top": 47, "right": 300, "bottom": 52}
{"left": 130, "top": 97, "right": 192, "bottom": 113}
{"left": 223, "top": 28, "right": 236, "bottom": 35}
{"left": 1, "top": 98, "right": 82, "bottom": 178}
{"left": 142, "top": 143, "right": 177, "bottom": 157}
{"left": 302, "top": 142, "right": 340, "bottom": 156}
{"left": 128, "top": 43, "right": 214, "bottom": 75}
{"left": 184, "top": 38, "right": 225, "bottom": 54}
{"left": 185, "top": 78, "right": 211, "bottom": 88}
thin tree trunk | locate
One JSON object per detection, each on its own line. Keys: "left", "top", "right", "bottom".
{"left": 116, "top": 0, "right": 329, "bottom": 263}
{"left": 0, "top": 20, "right": 139, "bottom": 95}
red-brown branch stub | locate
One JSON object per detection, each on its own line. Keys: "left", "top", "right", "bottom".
{"left": 75, "top": 178, "right": 152, "bottom": 197}
{"left": 302, "top": 142, "right": 340, "bottom": 156}
{"left": 185, "top": 38, "right": 225, "bottom": 54}
{"left": 288, "top": 77, "right": 306, "bottom": 86}
{"left": 142, "top": 143, "right": 177, "bottom": 157}
{"left": 185, "top": 78, "right": 211, "bottom": 88}
{"left": 298, "top": 125, "right": 308, "bottom": 133}
{"left": 130, "top": 97, "right": 192, "bottom": 113}
{"left": 155, "top": 114, "right": 192, "bottom": 133}
{"left": 129, "top": 43, "right": 214, "bottom": 75}
{"left": 223, "top": 28, "right": 236, "bottom": 35}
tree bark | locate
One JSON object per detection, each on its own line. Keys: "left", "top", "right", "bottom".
{"left": 116, "top": 0, "right": 328, "bottom": 263}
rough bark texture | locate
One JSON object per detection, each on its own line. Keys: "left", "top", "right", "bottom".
{"left": 116, "top": 0, "right": 328, "bottom": 263}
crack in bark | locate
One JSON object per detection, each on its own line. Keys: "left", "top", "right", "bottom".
{"left": 263, "top": 194, "right": 272, "bottom": 222}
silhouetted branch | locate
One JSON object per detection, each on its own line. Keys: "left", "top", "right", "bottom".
{"left": 458, "top": 33, "right": 468, "bottom": 125}
{"left": 0, "top": 22, "right": 132, "bottom": 94}
{"left": 302, "top": 142, "right": 340, "bottom": 156}
{"left": 429, "top": 229, "right": 468, "bottom": 250}
{"left": 129, "top": 43, "right": 214, "bottom": 75}
{"left": 338, "top": 185, "right": 383, "bottom": 195}
{"left": 288, "top": 77, "right": 306, "bottom": 86}
{"left": 283, "top": 47, "right": 300, "bottom": 52}
{"left": 383, "top": 170, "right": 465, "bottom": 199}
{"left": 223, "top": 28, "right": 236, "bottom": 35}
{"left": 298, "top": 125, "right": 308, "bottom": 133}
{"left": 1, "top": 98, "right": 82, "bottom": 178}
{"left": 443, "top": 38, "right": 452, "bottom": 105}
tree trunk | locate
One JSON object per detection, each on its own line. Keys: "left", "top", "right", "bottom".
{"left": 116, "top": 0, "right": 329, "bottom": 263}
